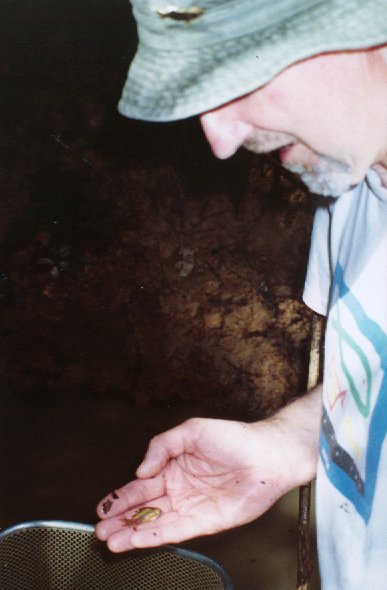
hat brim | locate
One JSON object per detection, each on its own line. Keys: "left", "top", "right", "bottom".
{"left": 118, "top": 0, "right": 386, "bottom": 122}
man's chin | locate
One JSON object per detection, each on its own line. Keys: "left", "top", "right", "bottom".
{"left": 283, "top": 158, "right": 353, "bottom": 197}
{"left": 298, "top": 172, "right": 351, "bottom": 196}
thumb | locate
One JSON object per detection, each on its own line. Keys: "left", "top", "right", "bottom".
{"left": 135, "top": 443, "right": 170, "bottom": 479}
{"left": 136, "top": 420, "right": 196, "bottom": 479}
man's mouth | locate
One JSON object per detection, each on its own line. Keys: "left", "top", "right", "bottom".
{"left": 279, "top": 143, "right": 296, "bottom": 163}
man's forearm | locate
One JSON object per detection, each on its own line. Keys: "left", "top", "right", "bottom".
{"left": 254, "top": 385, "right": 323, "bottom": 486}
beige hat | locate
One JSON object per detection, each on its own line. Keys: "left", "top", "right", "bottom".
{"left": 118, "top": 0, "right": 387, "bottom": 122}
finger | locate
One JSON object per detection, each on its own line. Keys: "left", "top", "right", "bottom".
{"left": 95, "top": 513, "right": 132, "bottom": 542}
{"left": 136, "top": 420, "right": 197, "bottom": 479}
{"left": 105, "top": 513, "right": 205, "bottom": 553}
{"left": 96, "top": 475, "right": 165, "bottom": 520}
{"left": 95, "top": 496, "right": 169, "bottom": 542}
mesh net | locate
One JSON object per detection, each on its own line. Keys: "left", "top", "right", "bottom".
{"left": 0, "top": 524, "right": 230, "bottom": 590}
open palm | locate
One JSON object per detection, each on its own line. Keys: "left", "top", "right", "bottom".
{"left": 95, "top": 416, "right": 308, "bottom": 552}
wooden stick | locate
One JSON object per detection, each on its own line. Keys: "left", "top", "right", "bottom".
{"left": 296, "top": 314, "right": 324, "bottom": 590}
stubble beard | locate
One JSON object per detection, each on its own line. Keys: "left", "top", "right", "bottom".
{"left": 243, "top": 131, "right": 352, "bottom": 197}
{"left": 243, "top": 130, "right": 297, "bottom": 155}
{"left": 283, "top": 156, "right": 352, "bottom": 197}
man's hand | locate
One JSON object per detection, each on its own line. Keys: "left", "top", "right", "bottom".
{"left": 95, "top": 388, "right": 321, "bottom": 552}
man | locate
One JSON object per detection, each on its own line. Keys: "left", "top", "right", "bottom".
{"left": 95, "top": 1, "right": 387, "bottom": 588}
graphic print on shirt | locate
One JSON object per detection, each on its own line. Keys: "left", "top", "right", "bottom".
{"left": 320, "top": 264, "right": 387, "bottom": 523}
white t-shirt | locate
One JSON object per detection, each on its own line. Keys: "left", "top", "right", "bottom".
{"left": 303, "top": 169, "right": 387, "bottom": 590}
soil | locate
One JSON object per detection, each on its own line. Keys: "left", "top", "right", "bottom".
{"left": 0, "top": 0, "right": 320, "bottom": 418}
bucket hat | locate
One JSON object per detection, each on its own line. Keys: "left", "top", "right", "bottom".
{"left": 118, "top": 0, "right": 387, "bottom": 122}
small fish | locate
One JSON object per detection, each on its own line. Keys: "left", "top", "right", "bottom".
{"left": 120, "top": 506, "right": 161, "bottom": 527}
{"left": 157, "top": 5, "right": 204, "bottom": 22}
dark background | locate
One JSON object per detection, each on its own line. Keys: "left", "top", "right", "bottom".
{"left": 0, "top": 3, "right": 319, "bottom": 587}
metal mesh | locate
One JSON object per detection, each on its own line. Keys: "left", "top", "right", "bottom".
{"left": 0, "top": 521, "right": 232, "bottom": 590}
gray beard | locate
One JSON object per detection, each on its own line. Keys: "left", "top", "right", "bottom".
{"left": 243, "top": 131, "right": 297, "bottom": 154}
{"left": 283, "top": 156, "right": 352, "bottom": 197}
{"left": 243, "top": 130, "right": 353, "bottom": 197}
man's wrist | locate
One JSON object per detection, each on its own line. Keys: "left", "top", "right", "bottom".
{"left": 265, "top": 386, "right": 322, "bottom": 486}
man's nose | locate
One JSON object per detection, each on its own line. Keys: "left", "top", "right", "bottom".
{"left": 199, "top": 110, "right": 253, "bottom": 160}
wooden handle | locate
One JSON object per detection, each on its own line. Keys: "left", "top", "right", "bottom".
{"left": 296, "top": 314, "right": 324, "bottom": 590}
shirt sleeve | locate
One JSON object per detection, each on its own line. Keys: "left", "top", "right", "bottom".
{"left": 302, "top": 203, "right": 332, "bottom": 316}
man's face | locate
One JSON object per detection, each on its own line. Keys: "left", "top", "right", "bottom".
{"left": 200, "top": 50, "right": 386, "bottom": 196}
